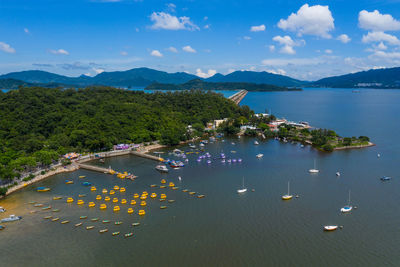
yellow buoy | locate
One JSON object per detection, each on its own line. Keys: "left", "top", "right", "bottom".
{"left": 79, "top": 175, "right": 85, "bottom": 179}
{"left": 102, "top": 189, "right": 108, "bottom": 194}
{"left": 133, "top": 193, "right": 139, "bottom": 199}
{"left": 121, "top": 199, "right": 127, "bottom": 204}
{"left": 160, "top": 194, "right": 167, "bottom": 199}
{"left": 150, "top": 193, "right": 157, "bottom": 198}
{"left": 161, "top": 179, "right": 166, "bottom": 184}
{"left": 109, "top": 190, "right": 115, "bottom": 195}
{"left": 142, "top": 191, "right": 148, "bottom": 196}
{"left": 91, "top": 186, "right": 96, "bottom": 191}
{"left": 100, "top": 204, "right": 107, "bottom": 210}
{"left": 113, "top": 185, "right": 119, "bottom": 190}
{"left": 105, "top": 196, "right": 110, "bottom": 202}
{"left": 130, "top": 200, "right": 136, "bottom": 205}
{"left": 138, "top": 209, "right": 146, "bottom": 216}
{"left": 113, "top": 206, "right": 120, "bottom": 212}
{"left": 77, "top": 199, "right": 84, "bottom": 205}
{"left": 112, "top": 198, "right": 118, "bottom": 203}
{"left": 140, "top": 201, "right": 147, "bottom": 206}
{"left": 96, "top": 195, "right": 102, "bottom": 201}
{"left": 88, "top": 202, "right": 95, "bottom": 208}
{"left": 169, "top": 182, "right": 175, "bottom": 187}
{"left": 127, "top": 208, "right": 134, "bottom": 214}
{"left": 66, "top": 197, "right": 74, "bottom": 203}
{"left": 140, "top": 195, "right": 147, "bottom": 200}
{"left": 120, "top": 187, "right": 126, "bottom": 193}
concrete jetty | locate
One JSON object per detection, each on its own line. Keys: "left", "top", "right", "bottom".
{"left": 228, "top": 90, "right": 248, "bottom": 105}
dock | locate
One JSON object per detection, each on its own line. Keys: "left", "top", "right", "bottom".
{"left": 228, "top": 90, "right": 248, "bottom": 105}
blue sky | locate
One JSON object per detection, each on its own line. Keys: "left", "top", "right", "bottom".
{"left": 1, "top": 0, "right": 400, "bottom": 80}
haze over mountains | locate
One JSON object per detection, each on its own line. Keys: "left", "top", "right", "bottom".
{"left": 1, "top": 66, "right": 400, "bottom": 89}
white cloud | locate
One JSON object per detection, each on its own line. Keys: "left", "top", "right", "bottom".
{"left": 269, "top": 45, "right": 275, "bottom": 52}
{"left": 120, "top": 51, "right": 128, "bottom": 56}
{"left": 204, "top": 24, "right": 210, "bottom": 29}
{"left": 93, "top": 68, "right": 105, "bottom": 74}
{"left": 267, "top": 69, "right": 287, "bottom": 75}
{"left": 204, "top": 16, "right": 208, "bottom": 21}
{"left": 49, "top": 49, "right": 69, "bottom": 55}
{"left": 376, "top": 42, "right": 387, "bottom": 50}
{"left": 272, "top": 35, "right": 302, "bottom": 55}
{"left": 150, "top": 50, "right": 163, "bottom": 57}
{"left": 337, "top": 34, "right": 351, "bottom": 43}
{"left": 24, "top": 28, "right": 29, "bottom": 34}
{"left": 0, "top": 42, "right": 16, "bottom": 53}
{"left": 166, "top": 3, "right": 176, "bottom": 13}
{"left": 182, "top": 45, "right": 196, "bottom": 53}
{"left": 150, "top": 12, "right": 199, "bottom": 31}
{"left": 167, "top": 46, "right": 178, "bottom": 53}
{"left": 196, "top": 68, "right": 217, "bottom": 78}
{"left": 359, "top": 10, "right": 400, "bottom": 32}
{"left": 362, "top": 31, "right": 400, "bottom": 45}
{"left": 250, "top": 24, "right": 266, "bottom": 32}
{"left": 278, "top": 4, "right": 334, "bottom": 38}
{"left": 243, "top": 36, "right": 251, "bottom": 40}
{"left": 325, "top": 49, "right": 333, "bottom": 54}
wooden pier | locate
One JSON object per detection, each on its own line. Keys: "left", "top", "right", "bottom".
{"left": 228, "top": 90, "right": 248, "bottom": 105}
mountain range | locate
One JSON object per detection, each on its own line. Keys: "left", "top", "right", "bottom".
{"left": 1, "top": 66, "right": 400, "bottom": 89}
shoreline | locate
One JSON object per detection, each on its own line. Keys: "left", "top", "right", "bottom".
{"left": 334, "top": 142, "right": 375, "bottom": 150}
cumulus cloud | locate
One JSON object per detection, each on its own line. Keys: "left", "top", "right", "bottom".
{"left": 150, "top": 12, "right": 199, "bottom": 31}
{"left": 362, "top": 31, "right": 400, "bottom": 45}
{"left": 337, "top": 34, "right": 351, "bottom": 43}
{"left": 325, "top": 49, "right": 333, "bottom": 54}
{"left": 167, "top": 46, "right": 178, "bottom": 53}
{"left": 24, "top": 28, "right": 30, "bottom": 34}
{"left": 267, "top": 69, "right": 287, "bottom": 75}
{"left": 49, "top": 49, "right": 69, "bottom": 55}
{"left": 195, "top": 68, "right": 217, "bottom": 78}
{"left": 269, "top": 45, "right": 275, "bottom": 52}
{"left": 243, "top": 36, "right": 251, "bottom": 40}
{"left": 359, "top": 10, "right": 400, "bottom": 32}
{"left": 182, "top": 45, "right": 196, "bottom": 53}
{"left": 0, "top": 42, "right": 16, "bottom": 53}
{"left": 166, "top": 3, "right": 176, "bottom": 13}
{"left": 150, "top": 50, "right": 163, "bottom": 57}
{"left": 278, "top": 4, "right": 334, "bottom": 38}
{"left": 272, "top": 35, "right": 303, "bottom": 55}
{"left": 120, "top": 51, "right": 128, "bottom": 56}
{"left": 250, "top": 24, "right": 266, "bottom": 32}
{"left": 94, "top": 68, "right": 105, "bottom": 74}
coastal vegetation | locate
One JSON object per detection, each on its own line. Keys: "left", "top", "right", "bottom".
{"left": 145, "top": 79, "right": 301, "bottom": 91}
{"left": 0, "top": 86, "right": 250, "bottom": 182}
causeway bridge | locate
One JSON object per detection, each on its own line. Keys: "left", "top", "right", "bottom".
{"left": 228, "top": 90, "right": 248, "bottom": 105}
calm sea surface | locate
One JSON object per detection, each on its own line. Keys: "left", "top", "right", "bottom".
{"left": 1, "top": 88, "right": 400, "bottom": 266}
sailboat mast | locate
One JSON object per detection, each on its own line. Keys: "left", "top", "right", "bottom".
{"left": 288, "top": 181, "right": 290, "bottom": 195}
{"left": 348, "top": 190, "right": 351, "bottom": 205}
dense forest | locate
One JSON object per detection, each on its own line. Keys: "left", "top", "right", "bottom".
{"left": 0, "top": 86, "right": 251, "bottom": 182}
{"left": 145, "top": 79, "right": 301, "bottom": 91}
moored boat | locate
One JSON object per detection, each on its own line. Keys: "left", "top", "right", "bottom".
{"left": 125, "top": 233, "right": 133, "bottom": 238}
{"left": 155, "top": 165, "right": 169, "bottom": 173}
{"left": 36, "top": 187, "right": 50, "bottom": 192}
{"left": 1, "top": 215, "right": 22, "bottom": 223}
{"left": 281, "top": 181, "right": 293, "bottom": 200}
{"left": 323, "top": 225, "right": 338, "bottom": 231}
{"left": 99, "top": 229, "right": 108, "bottom": 233}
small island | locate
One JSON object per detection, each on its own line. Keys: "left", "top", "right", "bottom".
{"left": 145, "top": 79, "right": 302, "bottom": 92}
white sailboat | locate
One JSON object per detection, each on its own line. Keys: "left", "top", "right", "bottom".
{"left": 237, "top": 177, "right": 247, "bottom": 193}
{"left": 282, "top": 181, "right": 293, "bottom": 200}
{"left": 309, "top": 159, "right": 319, "bottom": 173}
{"left": 256, "top": 153, "right": 264, "bottom": 158}
{"left": 340, "top": 190, "right": 353, "bottom": 213}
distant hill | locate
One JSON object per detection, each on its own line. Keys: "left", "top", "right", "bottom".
{"left": 145, "top": 79, "right": 302, "bottom": 91}
{"left": 205, "top": 70, "right": 305, "bottom": 87}
{"left": 313, "top": 67, "right": 400, "bottom": 88}
{"left": 0, "top": 78, "right": 33, "bottom": 89}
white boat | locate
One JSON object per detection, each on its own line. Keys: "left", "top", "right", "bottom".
{"left": 178, "top": 176, "right": 182, "bottom": 181}
{"left": 155, "top": 165, "right": 169, "bottom": 173}
{"left": 309, "top": 159, "right": 319, "bottom": 173}
{"left": 254, "top": 140, "right": 259, "bottom": 145}
{"left": 237, "top": 177, "right": 247, "bottom": 193}
{"left": 189, "top": 144, "right": 196, "bottom": 149}
{"left": 324, "top": 225, "right": 338, "bottom": 231}
{"left": 256, "top": 153, "right": 264, "bottom": 158}
{"left": 340, "top": 190, "right": 353, "bottom": 213}
{"left": 336, "top": 172, "right": 341, "bottom": 176}
{"left": 377, "top": 153, "right": 381, "bottom": 158}
{"left": 1, "top": 215, "right": 22, "bottom": 223}
{"left": 199, "top": 143, "right": 205, "bottom": 147}
{"left": 281, "top": 181, "right": 293, "bottom": 200}
{"left": 0, "top": 207, "right": 5, "bottom": 213}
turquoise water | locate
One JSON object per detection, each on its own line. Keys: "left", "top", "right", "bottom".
{"left": 1, "top": 88, "right": 400, "bottom": 266}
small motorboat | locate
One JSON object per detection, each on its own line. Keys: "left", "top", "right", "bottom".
{"left": 254, "top": 141, "right": 259, "bottom": 145}
{"left": 86, "top": 226, "right": 95, "bottom": 230}
{"left": 125, "top": 233, "right": 133, "bottom": 238}
{"left": 61, "top": 220, "right": 70, "bottom": 224}
{"left": 168, "top": 199, "right": 175, "bottom": 203}
{"left": 377, "top": 153, "right": 381, "bottom": 158}
{"left": 44, "top": 216, "right": 52, "bottom": 219}
{"left": 0, "top": 207, "right": 6, "bottom": 213}
{"left": 324, "top": 225, "right": 338, "bottom": 231}
{"left": 99, "top": 229, "right": 108, "bottom": 233}
{"left": 75, "top": 222, "right": 83, "bottom": 227}
{"left": 115, "top": 221, "right": 123, "bottom": 225}
{"left": 51, "top": 217, "right": 59, "bottom": 222}
{"left": 42, "top": 206, "right": 51, "bottom": 210}
{"left": 52, "top": 209, "right": 60, "bottom": 212}
{"left": 150, "top": 184, "right": 157, "bottom": 188}
{"left": 91, "top": 218, "right": 99, "bottom": 222}
{"left": 80, "top": 216, "right": 87, "bottom": 219}
{"left": 34, "top": 203, "right": 44, "bottom": 207}
{"left": 155, "top": 165, "right": 169, "bottom": 173}
{"left": 36, "top": 187, "right": 50, "bottom": 192}
{"left": 65, "top": 180, "right": 74, "bottom": 184}
{"left": 53, "top": 196, "right": 62, "bottom": 200}
{"left": 0, "top": 225, "right": 5, "bottom": 230}
{"left": 112, "top": 231, "right": 120, "bottom": 236}
{"left": 82, "top": 182, "right": 92, "bottom": 186}
{"left": 336, "top": 172, "right": 341, "bottom": 176}
{"left": 160, "top": 206, "right": 167, "bottom": 209}
{"left": 79, "top": 176, "right": 86, "bottom": 179}
{"left": 197, "top": 195, "right": 205, "bottom": 198}
{"left": 102, "top": 220, "right": 110, "bottom": 223}
{"left": 381, "top": 176, "right": 391, "bottom": 181}
{"left": 1, "top": 215, "right": 22, "bottom": 223}
{"left": 78, "top": 194, "right": 86, "bottom": 197}
{"left": 132, "top": 222, "right": 140, "bottom": 227}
